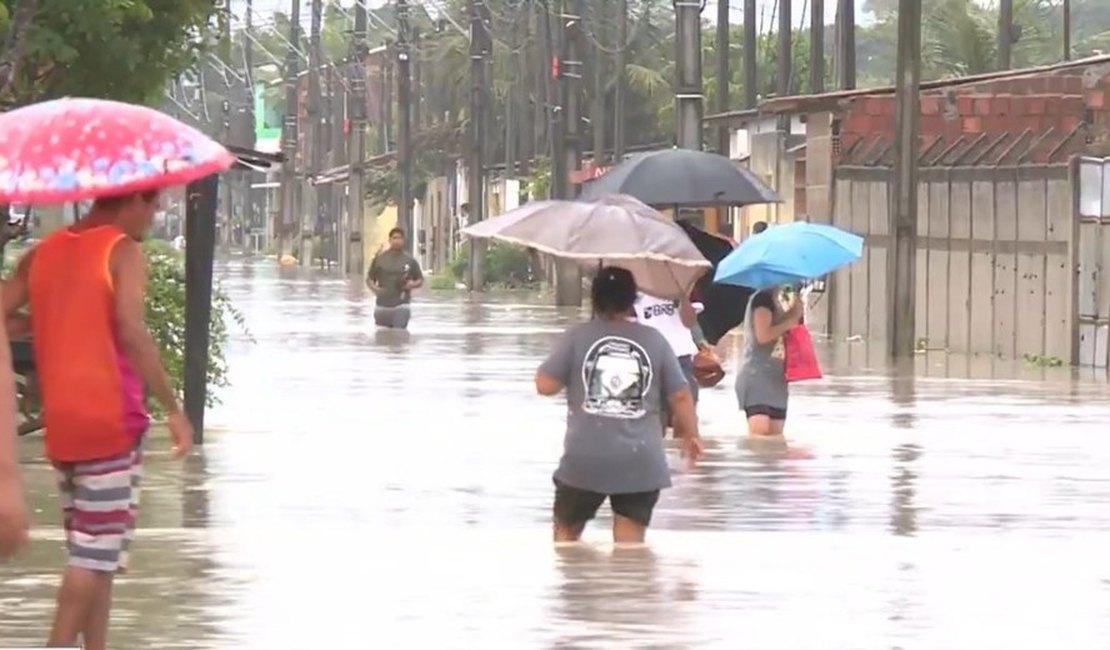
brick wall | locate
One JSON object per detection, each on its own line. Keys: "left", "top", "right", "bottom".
{"left": 835, "top": 64, "right": 1110, "bottom": 165}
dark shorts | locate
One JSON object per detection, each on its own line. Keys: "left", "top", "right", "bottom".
{"left": 374, "top": 304, "right": 411, "bottom": 329}
{"left": 745, "top": 404, "right": 787, "bottom": 420}
{"left": 553, "top": 478, "right": 661, "bottom": 528}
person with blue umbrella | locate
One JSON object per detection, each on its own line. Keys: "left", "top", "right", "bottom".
{"left": 714, "top": 222, "right": 863, "bottom": 436}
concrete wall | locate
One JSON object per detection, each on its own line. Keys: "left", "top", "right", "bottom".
{"left": 1077, "top": 157, "right": 1110, "bottom": 368}
{"left": 829, "top": 164, "right": 1073, "bottom": 362}
{"left": 422, "top": 176, "right": 452, "bottom": 273}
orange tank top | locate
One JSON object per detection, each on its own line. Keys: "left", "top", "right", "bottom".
{"left": 28, "top": 225, "right": 149, "bottom": 462}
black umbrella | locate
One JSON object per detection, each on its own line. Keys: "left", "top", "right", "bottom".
{"left": 579, "top": 148, "right": 781, "bottom": 207}
{"left": 677, "top": 220, "right": 754, "bottom": 345}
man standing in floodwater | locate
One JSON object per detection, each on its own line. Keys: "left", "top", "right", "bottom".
{"left": 3, "top": 189, "right": 193, "bottom": 650}
{"left": 367, "top": 227, "right": 424, "bottom": 329}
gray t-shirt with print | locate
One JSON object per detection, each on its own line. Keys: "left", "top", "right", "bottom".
{"left": 538, "top": 318, "right": 690, "bottom": 495}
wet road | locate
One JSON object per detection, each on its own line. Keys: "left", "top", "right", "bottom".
{"left": 4, "top": 258, "right": 1110, "bottom": 649}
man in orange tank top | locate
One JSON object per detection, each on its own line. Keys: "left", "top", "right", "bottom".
{"left": 3, "top": 189, "right": 193, "bottom": 650}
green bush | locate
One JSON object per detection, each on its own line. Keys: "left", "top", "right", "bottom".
{"left": 142, "top": 240, "right": 246, "bottom": 410}
{"left": 447, "top": 241, "right": 538, "bottom": 289}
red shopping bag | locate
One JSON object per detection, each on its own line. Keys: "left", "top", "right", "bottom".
{"left": 783, "top": 323, "right": 823, "bottom": 382}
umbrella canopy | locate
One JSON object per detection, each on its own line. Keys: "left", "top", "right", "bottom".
{"left": 579, "top": 148, "right": 781, "bottom": 207}
{"left": 675, "top": 220, "right": 754, "bottom": 345}
{"left": 0, "top": 98, "right": 235, "bottom": 205}
{"left": 461, "top": 194, "right": 711, "bottom": 300}
{"left": 714, "top": 221, "right": 864, "bottom": 290}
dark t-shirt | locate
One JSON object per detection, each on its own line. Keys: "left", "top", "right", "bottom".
{"left": 538, "top": 319, "right": 688, "bottom": 494}
{"left": 367, "top": 249, "right": 423, "bottom": 308}
{"left": 750, "top": 290, "right": 776, "bottom": 313}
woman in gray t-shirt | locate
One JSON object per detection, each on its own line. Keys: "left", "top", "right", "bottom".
{"left": 734, "top": 287, "right": 803, "bottom": 437}
{"left": 535, "top": 267, "right": 703, "bottom": 543}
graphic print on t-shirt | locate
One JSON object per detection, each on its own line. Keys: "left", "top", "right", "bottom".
{"left": 581, "top": 336, "right": 654, "bottom": 419}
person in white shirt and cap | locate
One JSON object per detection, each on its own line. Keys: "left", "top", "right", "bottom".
{"left": 633, "top": 290, "right": 702, "bottom": 431}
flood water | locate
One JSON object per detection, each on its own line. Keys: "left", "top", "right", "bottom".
{"left": 4, "top": 258, "right": 1110, "bottom": 649}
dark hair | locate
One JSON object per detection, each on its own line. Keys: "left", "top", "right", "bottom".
{"left": 388, "top": 227, "right": 405, "bottom": 238}
{"left": 591, "top": 266, "right": 637, "bottom": 317}
{"left": 751, "top": 221, "right": 768, "bottom": 234}
{"left": 94, "top": 189, "right": 159, "bottom": 210}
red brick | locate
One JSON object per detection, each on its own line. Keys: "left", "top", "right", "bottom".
{"left": 963, "top": 117, "right": 983, "bottom": 133}
{"left": 1021, "top": 117, "right": 1043, "bottom": 132}
{"left": 1061, "top": 95, "right": 1085, "bottom": 115}
{"left": 864, "top": 97, "right": 885, "bottom": 116}
{"left": 974, "top": 97, "right": 992, "bottom": 115}
{"left": 1027, "top": 96, "right": 1047, "bottom": 115}
{"left": 1060, "top": 115, "right": 1082, "bottom": 132}
{"left": 957, "top": 95, "right": 975, "bottom": 115}
{"left": 920, "top": 114, "right": 944, "bottom": 135}
{"left": 1085, "top": 89, "right": 1105, "bottom": 109}
{"left": 842, "top": 111, "right": 870, "bottom": 135}
{"left": 1011, "top": 77, "right": 1043, "bottom": 94}
{"left": 920, "top": 95, "right": 941, "bottom": 115}
{"left": 1063, "top": 76, "right": 1084, "bottom": 95}
{"left": 1011, "top": 97, "right": 1029, "bottom": 115}
{"left": 992, "top": 96, "right": 1012, "bottom": 115}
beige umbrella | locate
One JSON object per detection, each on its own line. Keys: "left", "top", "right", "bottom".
{"left": 461, "top": 194, "right": 711, "bottom": 300}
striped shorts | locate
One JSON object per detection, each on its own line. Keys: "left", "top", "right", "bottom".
{"left": 54, "top": 447, "right": 143, "bottom": 573}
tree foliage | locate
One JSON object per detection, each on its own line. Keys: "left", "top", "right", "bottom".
{"left": 0, "top": 0, "right": 213, "bottom": 107}
{"left": 144, "top": 239, "right": 245, "bottom": 410}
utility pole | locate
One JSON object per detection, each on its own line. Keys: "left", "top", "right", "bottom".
{"left": 890, "top": 0, "right": 921, "bottom": 358}
{"left": 810, "top": 0, "right": 825, "bottom": 94}
{"left": 552, "top": 0, "right": 583, "bottom": 306}
{"left": 836, "top": 0, "right": 856, "bottom": 89}
{"left": 743, "top": 0, "right": 757, "bottom": 107}
{"left": 328, "top": 64, "right": 345, "bottom": 265}
{"left": 397, "top": 0, "right": 414, "bottom": 252}
{"left": 715, "top": 0, "right": 730, "bottom": 155}
{"left": 998, "top": 0, "right": 1013, "bottom": 70}
{"left": 347, "top": 0, "right": 368, "bottom": 276}
{"left": 467, "top": 0, "right": 490, "bottom": 291}
{"left": 279, "top": 0, "right": 301, "bottom": 260}
{"left": 1063, "top": 0, "right": 1071, "bottom": 60}
{"left": 219, "top": 0, "right": 233, "bottom": 253}
{"left": 674, "top": 0, "right": 703, "bottom": 149}
{"left": 302, "top": 0, "right": 323, "bottom": 266}
{"left": 321, "top": 61, "right": 334, "bottom": 265}
{"left": 613, "top": 0, "right": 628, "bottom": 162}
{"left": 245, "top": 0, "right": 257, "bottom": 252}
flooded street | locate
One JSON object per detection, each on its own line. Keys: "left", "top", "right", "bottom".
{"left": 4, "top": 258, "right": 1110, "bottom": 649}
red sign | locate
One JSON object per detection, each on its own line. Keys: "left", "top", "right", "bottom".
{"left": 569, "top": 163, "right": 611, "bottom": 184}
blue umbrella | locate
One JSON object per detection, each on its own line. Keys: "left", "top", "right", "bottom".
{"left": 714, "top": 222, "right": 864, "bottom": 290}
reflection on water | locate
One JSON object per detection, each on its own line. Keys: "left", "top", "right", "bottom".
{"left": 4, "top": 258, "right": 1110, "bottom": 648}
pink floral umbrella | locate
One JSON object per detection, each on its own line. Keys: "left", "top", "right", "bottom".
{"left": 0, "top": 97, "right": 236, "bottom": 205}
